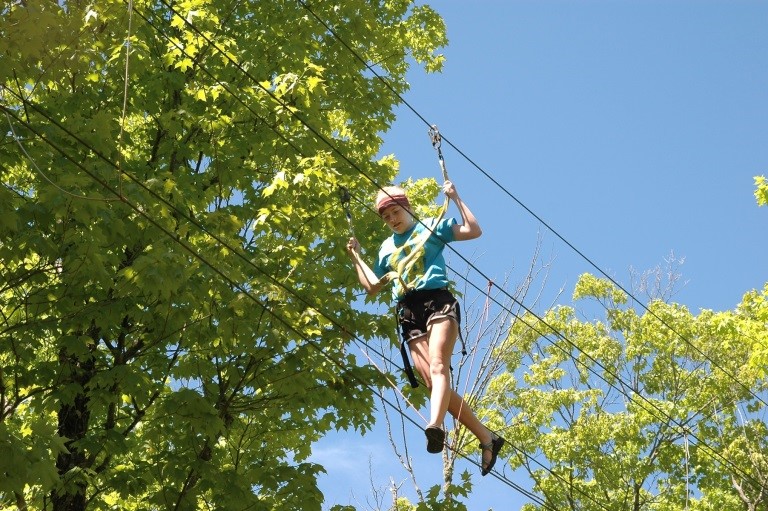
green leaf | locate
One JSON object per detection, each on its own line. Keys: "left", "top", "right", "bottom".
{"left": 755, "top": 175, "right": 768, "bottom": 207}
{"left": 0, "top": 0, "right": 450, "bottom": 507}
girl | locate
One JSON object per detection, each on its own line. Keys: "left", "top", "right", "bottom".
{"left": 346, "top": 181, "right": 504, "bottom": 476}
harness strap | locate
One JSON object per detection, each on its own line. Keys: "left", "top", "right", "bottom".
{"left": 458, "top": 326, "right": 467, "bottom": 357}
{"left": 395, "top": 303, "right": 420, "bottom": 388}
{"left": 428, "top": 125, "right": 450, "bottom": 182}
{"left": 399, "top": 337, "right": 420, "bottom": 388}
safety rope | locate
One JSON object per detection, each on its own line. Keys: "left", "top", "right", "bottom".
{"left": 428, "top": 124, "right": 450, "bottom": 182}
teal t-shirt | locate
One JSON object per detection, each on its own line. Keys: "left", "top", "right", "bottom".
{"left": 373, "top": 217, "right": 457, "bottom": 301}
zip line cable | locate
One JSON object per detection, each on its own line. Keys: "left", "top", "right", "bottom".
{"left": 296, "top": 0, "right": 767, "bottom": 410}
{"left": 141, "top": 4, "right": 768, "bottom": 489}
{"left": 6, "top": 88, "right": 762, "bottom": 510}
{"left": 76, "top": 4, "right": 768, "bottom": 492}
{"left": 9, "top": 5, "right": 764, "bottom": 500}
{"left": 0, "top": 71, "right": 608, "bottom": 505}
{"left": 149, "top": 0, "right": 767, "bottom": 432}
{"left": 1, "top": 105, "right": 560, "bottom": 507}
{"left": 0, "top": 18, "right": 732, "bottom": 511}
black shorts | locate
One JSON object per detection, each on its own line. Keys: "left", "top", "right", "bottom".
{"left": 396, "top": 288, "right": 461, "bottom": 343}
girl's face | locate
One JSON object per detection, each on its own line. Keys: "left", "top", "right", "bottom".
{"left": 380, "top": 205, "right": 414, "bottom": 234}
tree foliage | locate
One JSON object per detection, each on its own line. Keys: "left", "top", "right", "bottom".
{"left": 0, "top": 0, "right": 446, "bottom": 509}
{"left": 755, "top": 175, "right": 768, "bottom": 207}
{"left": 485, "top": 273, "right": 768, "bottom": 511}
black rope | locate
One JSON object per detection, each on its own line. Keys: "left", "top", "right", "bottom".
{"left": 297, "top": 0, "right": 767, "bottom": 411}
{"left": 122, "top": 3, "right": 766, "bottom": 491}
{"left": 6, "top": 3, "right": 764, "bottom": 501}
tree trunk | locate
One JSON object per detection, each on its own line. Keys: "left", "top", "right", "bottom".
{"left": 51, "top": 345, "right": 94, "bottom": 511}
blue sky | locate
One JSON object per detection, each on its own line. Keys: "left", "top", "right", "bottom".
{"left": 314, "top": 1, "right": 767, "bottom": 509}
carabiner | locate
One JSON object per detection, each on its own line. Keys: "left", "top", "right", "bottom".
{"left": 428, "top": 125, "right": 442, "bottom": 150}
{"left": 338, "top": 186, "right": 355, "bottom": 236}
{"left": 338, "top": 186, "right": 351, "bottom": 207}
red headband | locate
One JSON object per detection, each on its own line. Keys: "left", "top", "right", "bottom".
{"left": 376, "top": 193, "right": 410, "bottom": 215}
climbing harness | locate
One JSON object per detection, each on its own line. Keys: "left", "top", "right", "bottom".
{"left": 340, "top": 126, "right": 469, "bottom": 388}
{"left": 390, "top": 125, "right": 468, "bottom": 388}
{"left": 396, "top": 288, "right": 464, "bottom": 388}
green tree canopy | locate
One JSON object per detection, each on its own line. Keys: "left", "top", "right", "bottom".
{"left": 0, "top": 1, "right": 446, "bottom": 509}
{"left": 485, "top": 273, "right": 768, "bottom": 511}
{"left": 755, "top": 175, "right": 767, "bottom": 207}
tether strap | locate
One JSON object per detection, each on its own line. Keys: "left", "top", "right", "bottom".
{"left": 428, "top": 125, "right": 450, "bottom": 181}
{"left": 396, "top": 303, "right": 420, "bottom": 388}
{"left": 458, "top": 328, "right": 467, "bottom": 357}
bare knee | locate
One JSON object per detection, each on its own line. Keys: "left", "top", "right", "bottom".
{"left": 429, "top": 356, "right": 449, "bottom": 379}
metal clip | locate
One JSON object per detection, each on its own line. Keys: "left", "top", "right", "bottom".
{"left": 338, "top": 186, "right": 355, "bottom": 236}
{"left": 428, "top": 125, "right": 442, "bottom": 150}
{"left": 338, "top": 185, "right": 351, "bottom": 206}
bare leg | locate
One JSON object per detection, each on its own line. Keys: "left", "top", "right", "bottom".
{"left": 409, "top": 318, "right": 493, "bottom": 446}
{"left": 426, "top": 317, "right": 453, "bottom": 425}
{"left": 409, "top": 317, "right": 504, "bottom": 473}
{"left": 446, "top": 388, "right": 492, "bottom": 445}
